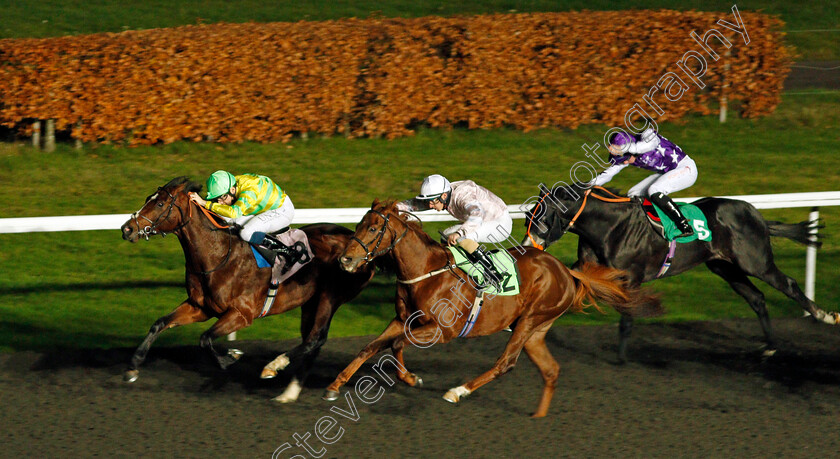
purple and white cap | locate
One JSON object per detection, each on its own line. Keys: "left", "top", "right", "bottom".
{"left": 610, "top": 131, "right": 635, "bottom": 146}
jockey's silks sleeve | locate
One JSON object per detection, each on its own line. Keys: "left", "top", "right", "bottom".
{"left": 207, "top": 174, "right": 286, "bottom": 218}
{"left": 447, "top": 181, "right": 509, "bottom": 237}
{"left": 396, "top": 181, "right": 508, "bottom": 238}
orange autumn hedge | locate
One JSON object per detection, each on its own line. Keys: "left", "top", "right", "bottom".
{"left": 0, "top": 11, "right": 790, "bottom": 145}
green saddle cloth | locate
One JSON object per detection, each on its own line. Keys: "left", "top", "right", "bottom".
{"left": 448, "top": 247, "right": 521, "bottom": 296}
{"left": 652, "top": 202, "right": 712, "bottom": 243}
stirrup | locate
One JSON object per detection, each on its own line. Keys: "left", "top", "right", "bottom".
{"left": 674, "top": 220, "right": 694, "bottom": 239}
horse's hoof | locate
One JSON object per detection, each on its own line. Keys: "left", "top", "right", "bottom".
{"left": 272, "top": 394, "right": 297, "bottom": 404}
{"left": 228, "top": 348, "right": 244, "bottom": 360}
{"left": 273, "top": 379, "right": 303, "bottom": 404}
{"left": 762, "top": 348, "right": 777, "bottom": 358}
{"left": 443, "top": 386, "right": 470, "bottom": 404}
{"left": 124, "top": 370, "right": 139, "bottom": 383}
{"left": 414, "top": 375, "right": 424, "bottom": 388}
{"left": 260, "top": 368, "right": 277, "bottom": 379}
{"left": 322, "top": 390, "right": 340, "bottom": 401}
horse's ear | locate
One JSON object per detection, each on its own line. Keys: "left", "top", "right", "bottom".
{"left": 371, "top": 198, "right": 380, "bottom": 209}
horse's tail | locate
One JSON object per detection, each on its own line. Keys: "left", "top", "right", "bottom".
{"left": 569, "top": 263, "right": 664, "bottom": 318}
{"left": 767, "top": 219, "right": 823, "bottom": 249}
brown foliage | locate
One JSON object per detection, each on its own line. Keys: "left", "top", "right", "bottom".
{"left": 0, "top": 11, "right": 790, "bottom": 145}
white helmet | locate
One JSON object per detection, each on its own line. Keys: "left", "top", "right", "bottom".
{"left": 416, "top": 174, "right": 452, "bottom": 200}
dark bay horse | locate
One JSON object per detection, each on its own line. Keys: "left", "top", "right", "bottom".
{"left": 120, "top": 177, "right": 376, "bottom": 402}
{"left": 326, "top": 200, "right": 662, "bottom": 417}
{"left": 523, "top": 184, "right": 840, "bottom": 362}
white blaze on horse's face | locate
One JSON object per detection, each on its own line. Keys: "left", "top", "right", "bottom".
{"left": 132, "top": 192, "right": 160, "bottom": 218}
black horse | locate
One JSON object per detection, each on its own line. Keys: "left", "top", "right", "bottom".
{"left": 523, "top": 184, "right": 839, "bottom": 362}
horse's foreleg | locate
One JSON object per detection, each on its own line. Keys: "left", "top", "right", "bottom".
{"left": 387, "top": 336, "right": 423, "bottom": 387}
{"left": 617, "top": 314, "right": 634, "bottom": 364}
{"left": 199, "top": 308, "right": 251, "bottom": 370}
{"left": 521, "top": 323, "right": 558, "bottom": 418}
{"left": 125, "top": 300, "right": 209, "bottom": 382}
{"left": 443, "top": 319, "right": 533, "bottom": 406}
{"left": 323, "top": 318, "right": 407, "bottom": 400}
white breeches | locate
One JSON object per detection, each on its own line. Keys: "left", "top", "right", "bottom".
{"left": 627, "top": 157, "right": 698, "bottom": 197}
{"left": 233, "top": 197, "right": 296, "bottom": 244}
{"left": 443, "top": 214, "right": 513, "bottom": 244}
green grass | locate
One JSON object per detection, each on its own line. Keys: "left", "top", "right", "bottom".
{"left": 1, "top": 92, "right": 838, "bottom": 352}
{"left": 0, "top": 0, "right": 836, "bottom": 59}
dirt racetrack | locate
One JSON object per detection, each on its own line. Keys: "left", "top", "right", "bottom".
{"left": 2, "top": 317, "right": 840, "bottom": 458}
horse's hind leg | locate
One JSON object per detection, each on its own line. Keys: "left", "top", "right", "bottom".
{"left": 755, "top": 264, "right": 840, "bottom": 325}
{"left": 521, "top": 322, "right": 559, "bottom": 418}
{"left": 199, "top": 308, "right": 251, "bottom": 370}
{"left": 617, "top": 314, "right": 633, "bottom": 364}
{"left": 262, "top": 296, "right": 327, "bottom": 380}
{"left": 125, "top": 300, "right": 209, "bottom": 382}
{"left": 706, "top": 260, "right": 776, "bottom": 352}
{"left": 269, "top": 296, "right": 337, "bottom": 403}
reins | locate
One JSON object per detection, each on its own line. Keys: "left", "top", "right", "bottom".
{"left": 353, "top": 207, "right": 459, "bottom": 284}
{"left": 525, "top": 186, "right": 633, "bottom": 250}
{"left": 136, "top": 185, "right": 237, "bottom": 276}
{"left": 189, "top": 202, "right": 237, "bottom": 275}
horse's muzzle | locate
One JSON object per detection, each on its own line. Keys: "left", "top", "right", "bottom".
{"left": 339, "top": 256, "right": 363, "bottom": 272}
{"left": 121, "top": 222, "right": 138, "bottom": 242}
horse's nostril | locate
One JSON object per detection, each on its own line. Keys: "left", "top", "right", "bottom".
{"left": 340, "top": 256, "right": 351, "bottom": 265}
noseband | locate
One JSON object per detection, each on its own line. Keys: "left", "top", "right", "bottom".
{"left": 351, "top": 209, "right": 408, "bottom": 263}
{"left": 131, "top": 187, "right": 191, "bottom": 240}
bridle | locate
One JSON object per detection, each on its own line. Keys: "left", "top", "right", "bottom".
{"left": 350, "top": 209, "right": 408, "bottom": 263}
{"left": 525, "top": 187, "right": 632, "bottom": 249}
{"left": 130, "top": 187, "right": 191, "bottom": 240}
{"left": 131, "top": 185, "right": 234, "bottom": 275}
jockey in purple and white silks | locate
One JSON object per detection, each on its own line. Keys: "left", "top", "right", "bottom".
{"left": 592, "top": 128, "right": 698, "bottom": 238}
{"left": 397, "top": 174, "right": 512, "bottom": 287}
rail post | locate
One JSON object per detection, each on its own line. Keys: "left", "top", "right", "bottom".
{"left": 804, "top": 207, "right": 819, "bottom": 301}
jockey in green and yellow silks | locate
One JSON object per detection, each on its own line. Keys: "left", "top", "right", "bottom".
{"left": 189, "top": 170, "right": 294, "bottom": 252}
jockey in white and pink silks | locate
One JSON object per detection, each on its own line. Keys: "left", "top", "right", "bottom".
{"left": 397, "top": 174, "right": 512, "bottom": 287}
{"left": 592, "top": 128, "right": 698, "bottom": 238}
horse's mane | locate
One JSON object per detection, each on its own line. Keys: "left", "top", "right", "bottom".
{"left": 164, "top": 176, "right": 203, "bottom": 194}
{"left": 373, "top": 199, "right": 445, "bottom": 248}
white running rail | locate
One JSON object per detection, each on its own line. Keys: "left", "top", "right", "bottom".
{"left": 3, "top": 191, "right": 839, "bottom": 302}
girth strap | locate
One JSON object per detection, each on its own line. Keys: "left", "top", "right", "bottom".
{"left": 656, "top": 240, "right": 678, "bottom": 278}
{"left": 458, "top": 291, "right": 485, "bottom": 338}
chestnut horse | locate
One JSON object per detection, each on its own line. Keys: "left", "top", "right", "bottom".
{"left": 325, "top": 200, "right": 662, "bottom": 417}
{"left": 120, "top": 177, "right": 376, "bottom": 402}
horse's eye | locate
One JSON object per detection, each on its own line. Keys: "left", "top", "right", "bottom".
{"left": 369, "top": 227, "right": 377, "bottom": 232}
{"left": 157, "top": 201, "right": 164, "bottom": 207}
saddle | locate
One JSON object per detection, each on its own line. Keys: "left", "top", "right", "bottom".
{"left": 637, "top": 198, "right": 712, "bottom": 243}
{"left": 639, "top": 198, "right": 668, "bottom": 239}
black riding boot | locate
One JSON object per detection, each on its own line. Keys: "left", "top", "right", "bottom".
{"left": 467, "top": 246, "right": 505, "bottom": 289}
{"left": 261, "top": 234, "right": 297, "bottom": 270}
{"left": 649, "top": 192, "right": 693, "bottom": 238}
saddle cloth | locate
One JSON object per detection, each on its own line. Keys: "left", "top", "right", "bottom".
{"left": 448, "top": 247, "right": 521, "bottom": 296}
{"left": 640, "top": 199, "right": 712, "bottom": 242}
{"left": 250, "top": 229, "right": 314, "bottom": 285}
